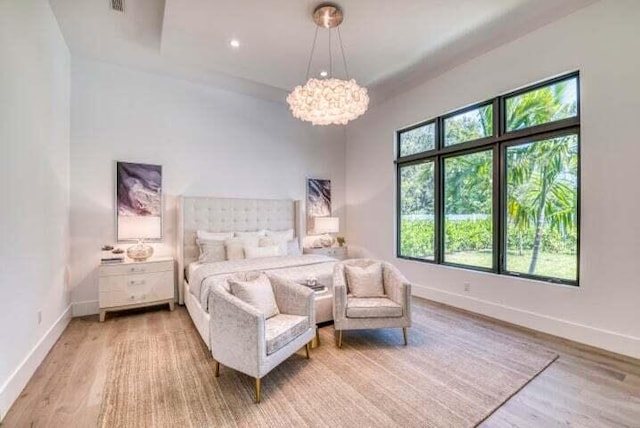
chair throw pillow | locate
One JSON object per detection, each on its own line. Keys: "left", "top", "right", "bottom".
{"left": 344, "top": 263, "right": 385, "bottom": 297}
{"left": 229, "top": 274, "right": 280, "bottom": 319}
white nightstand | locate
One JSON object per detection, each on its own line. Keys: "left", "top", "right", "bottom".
{"left": 303, "top": 246, "right": 348, "bottom": 260}
{"left": 99, "top": 257, "right": 175, "bottom": 322}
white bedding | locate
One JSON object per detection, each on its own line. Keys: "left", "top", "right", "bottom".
{"left": 188, "top": 254, "right": 337, "bottom": 313}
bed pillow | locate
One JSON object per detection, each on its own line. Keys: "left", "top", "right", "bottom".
{"left": 224, "top": 238, "right": 246, "bottom": 261}
{"left": 344, "top": 263, "right": 385, "bottom": 297}
{"left": 196, "top": 230, "right": 234, "bottom": 241}
{"left": 245, "top": 245, "right": 281, "bottom": 259}
{"left": 196, "top": 238, "right": 226, "bottom": 263}
{"left": 235, "top": 230, "right": 266, "bottom": 239}
{"left": 266, "top": 229, "right": 294, "bottom": 241}
{"left": 287, "top": 240, "right": 302, "bottom": 256}
{"left": 265, "top": 229, "right": 294, "bottom": 255}
{"left": 229, "top": 274, "right": 280, "bottom": 319}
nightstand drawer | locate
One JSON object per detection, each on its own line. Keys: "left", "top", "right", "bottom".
{"left": 99, "top": 270, "right": 174, "bottom": 308}
{"left": 99, "top": 260, "right": 173, "bottom": 277}
{"left": 304, "top": 246, "right": 348, "bottom": 260}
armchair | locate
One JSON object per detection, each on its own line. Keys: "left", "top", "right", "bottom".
{"left": 209, "top": 273, "right": 316, "bottom": 402}
{"left": 333, "top": 259, "right": 412, "bottom": 348}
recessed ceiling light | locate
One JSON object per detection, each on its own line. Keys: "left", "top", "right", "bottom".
{"left": 320, "top": 70, "right": 328, "bottom": 77}
{"left": 229, "top": 39, "right": 240, "bottom": 48}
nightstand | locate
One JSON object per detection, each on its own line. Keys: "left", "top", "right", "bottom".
{"left": 303, "top": 246, "right": 348, "bottom": 260}
{"left": 99, "top": 257, "right": 175, "bottom": 322}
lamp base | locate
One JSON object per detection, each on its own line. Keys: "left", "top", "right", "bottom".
{"left": 127, "top": 240, "right": 154, "bottom": 261}
{"left": 319, "top": 234, "right": 335, "bottom": 247}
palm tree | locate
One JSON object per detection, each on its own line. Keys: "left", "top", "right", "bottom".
{"left": 507, "top": 137, "right": 578, "bottom": 274}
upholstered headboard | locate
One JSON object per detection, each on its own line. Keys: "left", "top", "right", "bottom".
{"left": 176, "top": 196, "right": 302, "bottom": 304}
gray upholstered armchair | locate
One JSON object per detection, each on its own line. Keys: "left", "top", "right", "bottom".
{"left": 333, "top": 259, "right": 412, "bottom": 348}
{"left": 209, "top": 273, "right": 316, "bottom": 403}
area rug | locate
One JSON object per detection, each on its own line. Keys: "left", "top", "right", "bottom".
{"left": 98, "top": 307, "right": 558, "bottom": 428}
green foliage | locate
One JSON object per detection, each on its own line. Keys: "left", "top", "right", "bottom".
{"left": 445, "top": 104, "right": 493, "bottom": 146}
{"left": 400, "top": 218, "right": 576, "bottom": 259}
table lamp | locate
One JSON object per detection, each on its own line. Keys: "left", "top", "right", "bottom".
{"left": 314, "top": 217, "right": 339, "bottom": 247}
{"left": 118, "top": 215, "right": 161, "bottom": 261}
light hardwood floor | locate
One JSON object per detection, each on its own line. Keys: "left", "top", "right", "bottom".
{"left": 3, "top": 298, "right": 639, "bottom": 427}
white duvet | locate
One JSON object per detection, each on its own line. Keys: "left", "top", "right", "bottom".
{"left": 188, "top": 254, "right": 337, "bottom": 313}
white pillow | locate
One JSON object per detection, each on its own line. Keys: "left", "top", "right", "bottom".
{"left": 287, "top": 240, "right": 302, "bottom": 256}
{"left": 344, "top": 263, "right": 385, "bottom": 297}
{"left": 266, "top": 229, "right": 294, "bottom": 241}
{"left": 265, "top": 229, "right": 294, "bottom": 255}
{"left": 197, "top": 230, "right": 234, "bottom": 241}
{"left": 196, "top": 238, "right": 226, "bottom": 263}
{"left": 229, "top": 274, "right": 280, "bottom": 319}
{"left": 245, "top": 245, "right": 281, "bottom": 259}
{"left": 235, "top": 230, "right": 266, "bottom": 239}
{"left": 224, "top": 238, "right": 246, "bottom": 261}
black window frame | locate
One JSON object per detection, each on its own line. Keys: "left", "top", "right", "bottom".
{"left": 395, "top": 71, "right": 580, "bottom": 286}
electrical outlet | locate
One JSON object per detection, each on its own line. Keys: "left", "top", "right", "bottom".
{"left": 463, "top": 282, "right": 471, "bottom": 293}
{"left": 37, "top": 310, "right": 42, "bottom": 324}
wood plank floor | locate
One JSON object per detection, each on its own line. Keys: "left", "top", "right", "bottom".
{"left": 2, "top": 297, "right": 639, "bottom": 427}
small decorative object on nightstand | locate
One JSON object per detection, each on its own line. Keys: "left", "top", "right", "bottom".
{"left": 99, "top": 257, "right": 175, "bottom": 322}
{"left": 303, "top": 246, "right": 348, "bottom": 260}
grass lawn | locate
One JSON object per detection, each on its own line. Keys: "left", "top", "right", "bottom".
{"left": 445, "top": 250, "right": 577, "bottom": 281}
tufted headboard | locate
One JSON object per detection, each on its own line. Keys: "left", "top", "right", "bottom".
{"left": 176, "top": 196, "right": 302, "bottom": 304}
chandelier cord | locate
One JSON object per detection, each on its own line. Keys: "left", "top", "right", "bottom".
{"left": 329, "top": 29, "right": 333, "bottom": 77}
{"left": 337, "top": 27, "right": 350, "bottom": 79}
{"left": 305, "top": 26, "right": 320, "bottom": 81}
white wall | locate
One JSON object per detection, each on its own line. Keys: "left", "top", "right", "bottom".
{"left": 0, "top": 0, "right": 71, "bottom": 419}
{"left": 345, "top": 0, "right": 640, "bottom": 358}
{"left": 70, "top": 59, "right": 346, "bottom": 312}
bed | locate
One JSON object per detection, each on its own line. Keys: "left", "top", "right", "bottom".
{"left": 177, "top": 196, "right": 338, "bottom": 349}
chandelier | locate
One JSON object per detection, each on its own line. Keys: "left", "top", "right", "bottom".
{"left": 287, "top": 3, "right": 369, "bottom": 126}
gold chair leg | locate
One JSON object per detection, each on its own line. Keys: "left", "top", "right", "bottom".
{"left": 305, "top": 342, "right": 311, "bottom": 359}
{"left": 255, "top": 378, "right": 261, "bottom": 403}
{"left": 214, "top": 360, "right": 220, "bottom": 377}
{"left": 337, "top": 330, "right": 343, "bottom": 349}
{"left": 402, "top": 327, "right": 408, "bottom": 346}
{"left": 316, "top": 327, "right": 321, "bottom": 346}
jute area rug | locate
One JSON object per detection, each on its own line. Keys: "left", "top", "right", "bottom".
{"left": 98, "top": 302, "right": 557, "bottom": 428}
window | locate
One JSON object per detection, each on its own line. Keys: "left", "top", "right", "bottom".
{"left": 398, "top": 161, "right": 435, "bottom": 260}
{"left": 444, "top": 150, "right": 493, "bottom": 269}
{"left": 396, "top": 72, "right": 580, "bottom": 285}
{"left": 505, "top": 134, "right": 578, "bottom": 282}
{"left": 444, "top": 104, "right": 493, "bottom": 146}
{"left": 399, "top": 122, "right": 435, "bottom": 157}
{"left": 505, "top": 77, "right": 578, "bottom": 132}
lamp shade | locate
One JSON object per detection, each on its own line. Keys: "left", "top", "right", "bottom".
{"left": 117, "top": 216, "right": 161, "bottom": 240}
{"left": 314, "top": 217, "right": 339, "bottom": 234}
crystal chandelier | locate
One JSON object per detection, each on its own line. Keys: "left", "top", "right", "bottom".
{"left": 287, "top": 3, "right": 369, "bottom": 126}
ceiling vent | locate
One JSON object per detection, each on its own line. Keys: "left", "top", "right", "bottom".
{"left": 111, "top": 0, "right": 124, "bottom": 12}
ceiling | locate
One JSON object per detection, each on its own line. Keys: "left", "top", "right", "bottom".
{"left": 50, "top": 0, "right": 595, "bottom": 103}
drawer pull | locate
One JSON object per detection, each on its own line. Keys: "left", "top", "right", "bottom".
{"left": 129, "top": 267, "right": 146, "bottom": 273}
{"left": 129, "top": 280, "right": 146, "bottom": 286}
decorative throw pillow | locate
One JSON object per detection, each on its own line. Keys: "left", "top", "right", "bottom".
{"left": 197, "top": 230, "right": 234, "bottom": 241}
{"left": 245, "top": 245, "right": 281, "bottom": 259}
{"left": 265, "top": 229, "right": 294, "bottom": 255}
{"left": 224, "top": 238, "right": 246, "bottom": 261}
{"left": 196, "top": 238, "right": 226, "bottom": 263}
{"left": 229, "top": 274, "right": 280, "bottom": 319}
{"left": 287, "top": 240, "right": 302, "bottom": 256}
{"left": 344, "top": 263, "right": 385, "bottom": 297}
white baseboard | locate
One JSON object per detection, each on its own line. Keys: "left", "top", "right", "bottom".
{"left": 71, "top": 300, "right": 99, "bottom": 317}
{"left": 412, "top": 284, "right": 640, "bottom": 360}
{"left": 0, "top": 304, "right": 72, "bottom": 422}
